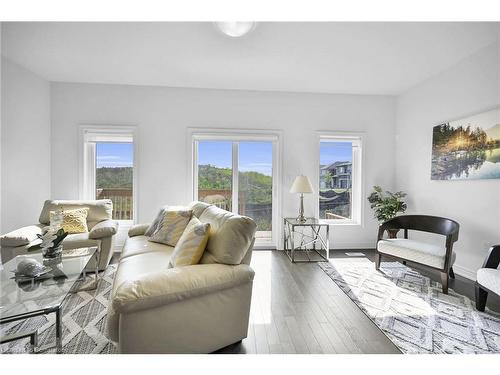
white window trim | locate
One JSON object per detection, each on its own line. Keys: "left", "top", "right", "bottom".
{"left": 315, "top": 131, "right": 364, "bottom": 226}
{"left": 78, "top": 124, "right": 139, "bottom": 225}
{"left": 187, "top": 128, "right": 283, "bottom": 249}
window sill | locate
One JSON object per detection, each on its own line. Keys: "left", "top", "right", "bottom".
{"left": 319, "top": 220, "right": 361, "bottom": 226}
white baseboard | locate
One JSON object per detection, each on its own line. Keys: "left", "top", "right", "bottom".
{"left": 452, "top": 264, "right": 476, "bottom": 281}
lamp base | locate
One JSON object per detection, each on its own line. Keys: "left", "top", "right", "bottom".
{"left": 296, "top": 193, "right": 307, "bottom": 222}
{"left": 296, "top": 214, "right": 307, "bottom": 223}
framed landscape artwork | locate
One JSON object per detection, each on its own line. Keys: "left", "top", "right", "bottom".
{"left": 431, "top": 107, "right": 500, "bottom": 180}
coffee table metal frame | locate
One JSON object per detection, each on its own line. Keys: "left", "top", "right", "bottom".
{"left": 283, "top": 217, "right": 330, "bottom": 263}
{"left": 0, "top": 244, "right": 101, "bottom": 354}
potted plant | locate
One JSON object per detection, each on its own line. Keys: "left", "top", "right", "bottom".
{"left": 367, "top": 186, "right": 407, "bottom": 238}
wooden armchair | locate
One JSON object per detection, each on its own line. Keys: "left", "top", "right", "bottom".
{"left": 475, "top": 245, "right": 500, "bottom": 311}
{"left": 375, "top": 215, "right": 460, "bottom": 294}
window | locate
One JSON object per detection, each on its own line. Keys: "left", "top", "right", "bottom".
{"left": 192, "top": 132, "right": 279, "bottom": 247}
{"left": 318, "top": 135, "right": 362, "bottom": 224}
{"left": 81, "top": 126, "right": 136, "bottom": 222}
{"left": 96, "top": 143, "right": 134, "bottom": 220}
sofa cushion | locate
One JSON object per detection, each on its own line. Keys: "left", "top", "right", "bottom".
{"left": 149, "top": 208, "right": 192, "bottom": 247}
{"left": 120, "top": 235, "right": 175, "bottom": 260}
{"left": 112, "top": 251, "right": 173, "bottom": 298}
{"left": 477, "top": 268, "right": 500, "bottom": 295}
{"left": 39, "top": 199, "right": 113, "bottom": 225}
{"left": 199, "top": 205, "right": 256, "bottom": 265}
{"left": 378, "top": 238, "right": 453, "bottom": 269}
{"left": 0, "top": 224, "right": 44, "bottom": 247}
{"left": 188, "top": 201, "right": 212, "bottom": 219}
{"left": 168, "top": 217, "right": 210, "bottom": 268}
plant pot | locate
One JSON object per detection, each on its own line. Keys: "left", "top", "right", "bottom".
{"left": 386, "top": 229, "right": 399, "bottom": 239}
{"left": 42, "top": 244, "right": 63, "bottom": 259}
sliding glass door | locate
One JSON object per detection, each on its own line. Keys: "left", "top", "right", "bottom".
{"left": 238, "top": 142, "right": 273, "bottom": 242}
{"left": 197, "top": 141, "right": 233, "bottom": 212}
{"left": 194, "top": 137, "right": 277, "bottom": 246}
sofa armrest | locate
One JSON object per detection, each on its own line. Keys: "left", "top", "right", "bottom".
{"left": 89, "top": 220, "right": 119, "bottom": 240}
{"left": 0, "top": 225, "right": 44, "bottom": 247}
{"left": 112, "top": 264, "right": 255, "bottom": 314}
{"left": 128, "top": 224, "right": 150, "bottom": 237}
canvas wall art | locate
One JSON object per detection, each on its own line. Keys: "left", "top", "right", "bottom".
{"left": 431, "top": 107, "right": 500, "bottom": 180}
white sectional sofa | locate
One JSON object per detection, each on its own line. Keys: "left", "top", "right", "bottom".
{"left": 0, "top": 199, "right": 119, "bottom": 271}
{"left": 106, "top": 201, "right": 257, "bottom": 354}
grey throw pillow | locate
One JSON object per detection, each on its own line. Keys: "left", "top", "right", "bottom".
{"left": 148, "top": 208, "right": 193, "bottom": 247}
{"left": 144, "top": 205, "right": 168, "bottom": 237}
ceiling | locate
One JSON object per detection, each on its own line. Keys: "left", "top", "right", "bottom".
{"left": 2, "top": 22, "right": 499, "bottom": 95}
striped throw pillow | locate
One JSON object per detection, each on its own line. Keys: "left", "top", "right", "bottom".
{"left": 149, "top": 208, "right": 192, "bottom": 246}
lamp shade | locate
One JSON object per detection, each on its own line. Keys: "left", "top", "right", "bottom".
{"left": 290, "top": 175, "right": 313, "bottom": 194}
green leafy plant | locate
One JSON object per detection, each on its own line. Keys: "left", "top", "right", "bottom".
{"left": 367, "top": 186, "right": 407, "bottom": 222}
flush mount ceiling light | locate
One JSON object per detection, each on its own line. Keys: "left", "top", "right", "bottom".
{"left": 214, "top": 22, "right": 256, "bottom": 37}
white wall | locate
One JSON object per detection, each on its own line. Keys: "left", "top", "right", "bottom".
{"left": 396, "top": 41, "right": 500, "bottom": 279}
{"left": 1, "top": 58, "right": 51, "bottom": 232}
{"left": 50, "top": 83, "right": 396, "bottom": 249}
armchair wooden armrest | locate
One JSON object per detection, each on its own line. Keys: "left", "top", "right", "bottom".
{"left": 481, "top": 245, "right": 500, "bottom": 269}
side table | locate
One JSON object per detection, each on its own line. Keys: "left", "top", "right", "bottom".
{"left": 283, "top": 217, "right": 329, "bottom": 263}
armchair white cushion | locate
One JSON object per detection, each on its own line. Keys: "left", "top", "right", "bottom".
{"left": 377, "top": 239, "right": 456, "bottom": 269}
{"left": 476, "top": 268, "right": 500, "bottom": 296}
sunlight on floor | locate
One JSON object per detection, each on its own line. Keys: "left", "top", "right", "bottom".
{"left": 330, "top": 257, "right": 437, "bottom": 318}
{"left": 249, "top": 251, "right": 273, "bottom": 325}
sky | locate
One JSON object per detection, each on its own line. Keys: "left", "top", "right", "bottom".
{"left": 198, "top": 141, "right": 273, "bottom": 176}
{"left": 96, "top": 142, "right": 134, "bottom": 168}
{"left": 320, "top": 141, "right": 352, "bottom": 165}
{"left": 95, "top": 140, "right": 351, "bottom": 171}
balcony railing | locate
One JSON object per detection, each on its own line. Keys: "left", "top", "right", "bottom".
{"left": 197, "top": 189, "right": 247, "bottom": 213}
{"left": 325, "top": 212, "right": 350, "bottom": 220}
{"left": 96, "top": 188, "right": 133, "bottom": 220}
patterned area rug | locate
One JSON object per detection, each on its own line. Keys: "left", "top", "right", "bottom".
{"left": 1, "top": 265, "right": 117, "bottom": 354}
{"left": 319, "top": 257, "right": 500, "bottom": 354}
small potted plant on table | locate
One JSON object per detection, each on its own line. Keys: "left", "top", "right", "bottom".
{"left": 367, "top": 186, "right": 407, "bottom": 238}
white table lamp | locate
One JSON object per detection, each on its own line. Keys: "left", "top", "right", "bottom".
{"left": 290, "top": 175, "right": 313, "bottom": 222}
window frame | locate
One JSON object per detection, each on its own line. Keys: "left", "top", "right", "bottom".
{"left": 79, "top": 125, "right": 138, "bottom": 225}
{"left": 316, "top": 132, "right": 364, "bottom": 226}
{"left": 188, "top": 128, "right": 282, "bottom": 249}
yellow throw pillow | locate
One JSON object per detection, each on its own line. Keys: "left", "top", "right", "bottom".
{"left": 168, "top": 217, "right": 210, "bottom": 268}
{"left": 149, "top": 207, "right": 193, "bottom": 246}
{"left": 50, "top": 208, "right": 89, "bottom": 234}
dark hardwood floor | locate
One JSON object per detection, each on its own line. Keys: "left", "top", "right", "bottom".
{"left": 111, "top": 249, "right": 500, "bottom": 354}
{"left": 217, "top": 250, "right": 400, "bottom": 354}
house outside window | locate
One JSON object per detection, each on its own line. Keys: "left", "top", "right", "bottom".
{"left": 318, "top": 134, "right": 362, "bottom": 224}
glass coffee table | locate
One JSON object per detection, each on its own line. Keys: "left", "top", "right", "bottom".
{"left": 0, "top": 247, "right": 99, "bottom": 353}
